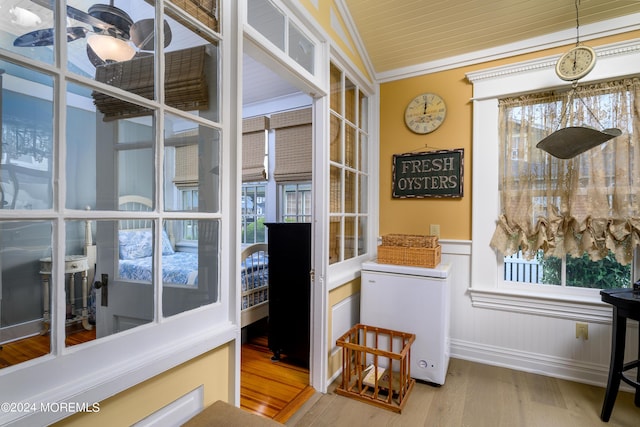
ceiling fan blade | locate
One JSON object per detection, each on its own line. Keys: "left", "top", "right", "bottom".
{"left": 28, "top": 0, "right": 129, "bottom": 39}
{"left": 13, "top": 27, "right": 88, "bottom": 47}
{"left": 130, "top": 19, "right": 172, "bottom": 51}
{"left": 87, "top": 4, "right": 133, "bottom": 39}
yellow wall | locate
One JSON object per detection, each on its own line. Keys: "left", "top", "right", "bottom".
{"left": 298, "top": 0, "right": 372, "bottom": 82}
{"left": 378, "top": 31, "right": 640, "bottom": 240}
{"left": 54, "top": 343, "right": 232, "bottom": 426}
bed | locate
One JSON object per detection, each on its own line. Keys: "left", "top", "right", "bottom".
{"left": 117, "top": 195, "right": 269, "bottom": 326}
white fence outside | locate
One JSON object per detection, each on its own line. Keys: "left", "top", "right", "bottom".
{"left": 504, "top": 252, "right": 543, "bottom": 283}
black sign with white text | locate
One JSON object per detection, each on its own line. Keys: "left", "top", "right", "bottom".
{"left": 392, "top": 149, "right": 464, "bottom": 198}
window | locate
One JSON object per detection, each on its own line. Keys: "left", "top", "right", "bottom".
{"left": 495, "top": 81, "right": 637, "bottom": 289}
{"left": 247, "top": 0, "right": 316, "bottom": 75}
{"left": 279, "top": 182, "right": 311, "bottom": 223}
{"left": 242, "top": 183, "right": 267, "bottom": 243}
{"left": 180, "top": 188, "right": 199, "bottom": 241}
{"left": 469, "top": 40, "right": 640, "bottom": 315}
{"left": 329, "top": 62, "right": 369, "bottom": 265}
{"left": 0, "top": 1, "right": 233, "bottom": 423}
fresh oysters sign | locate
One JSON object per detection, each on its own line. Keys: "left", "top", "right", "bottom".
{"left": 392, "top": 149, "right": 464, "bottom": 198}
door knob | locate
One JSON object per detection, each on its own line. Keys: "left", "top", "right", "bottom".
{"left": 94, "top": 273, "right": 108, "bottom": 307}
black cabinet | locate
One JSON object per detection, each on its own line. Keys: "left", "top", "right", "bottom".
{"left": 265, "top": 222, "right": 311, "bottom": 367}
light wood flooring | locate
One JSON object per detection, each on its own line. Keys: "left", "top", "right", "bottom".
{"left": 286, "top": 358, "right": 640, "bottom": 427}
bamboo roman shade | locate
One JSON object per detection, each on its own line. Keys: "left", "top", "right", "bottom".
{"left": 174, "top": 143, "right": 199, "bottom": 187}
{"left": 242, "top": 116, "right": 268, "bottom": 182}
{"left": 270, "top": 108, "right": 312, "bottom": 183}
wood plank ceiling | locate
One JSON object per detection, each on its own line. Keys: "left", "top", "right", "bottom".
{"left": 342, "top": 0, "right": 640, "bottom": 74}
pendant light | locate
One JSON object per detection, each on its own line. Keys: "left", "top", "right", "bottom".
{"left": 536, "top": 0, "right": 622, "bottom": 159}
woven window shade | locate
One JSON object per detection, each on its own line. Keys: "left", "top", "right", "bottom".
{"left": 242, "top": 116, "right": 268, "bottom": 182}
{"left": 174, "top": 144, "right": 199, "bottom": 187}
{"left": 170, "top": 0, "right": 219, "bottom": 32}
{"left": 270, "top": 108, "right": 312, "bottom": 183}
{"left": 93, "top": 46, "right": 208, "bottom": 121}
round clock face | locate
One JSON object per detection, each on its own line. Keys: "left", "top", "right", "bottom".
{"left": 555, "top": 45, "right": 596, "bottom": 81}
{"left": 404, "top": 93, "right": 447, "bottom": 134}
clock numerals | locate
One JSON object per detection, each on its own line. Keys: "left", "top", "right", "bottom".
{"left": 555, "top": 45, "right": 596, "bottom": 81}
{"left": 404, "top": 93, "right": 446, "bottom": 134}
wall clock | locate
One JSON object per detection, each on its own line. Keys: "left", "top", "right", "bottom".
{"left": 555, "top": 45, "right": 596, "bottom": 81}
{"left": 404, "top": 92, "right": 447, "bottom": 134}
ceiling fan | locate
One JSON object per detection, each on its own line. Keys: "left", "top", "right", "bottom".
{"left": 13, "top": 0, "right": 172, "bottom": 66}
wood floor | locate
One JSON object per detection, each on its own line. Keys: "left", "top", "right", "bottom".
{"left": 241, "top": 334, "right": 314, "bottom": 423}
{"left": 0, "top": 326, "right": 96, "bottom": 368}
{"left": 286, "top": 358, "right": 640, "bottom": 427}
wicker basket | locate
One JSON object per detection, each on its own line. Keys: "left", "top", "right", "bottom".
{"left": 378, "top": 245, "right": 441, "bottom": 268}
{"left": 381, "top": 233, "right": 438, "bottom": 248}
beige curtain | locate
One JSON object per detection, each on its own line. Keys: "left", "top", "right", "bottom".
{"left": 490, "top": 78, "right": 640, "bottom": 265}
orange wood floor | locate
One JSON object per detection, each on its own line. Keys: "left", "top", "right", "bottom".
{"left": 240, "top": 335, "right": 314, "bottom": 423}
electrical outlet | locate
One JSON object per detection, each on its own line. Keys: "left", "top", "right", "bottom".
{"left": 576, "top": 322, "right": 589, "bottom": 340}
{"left": 430, "top": 224, "right": 440, "bottom": 238}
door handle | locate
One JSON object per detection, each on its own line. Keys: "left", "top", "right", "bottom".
{"left": 94, "top": 273, "right": 108, "bottom": 307}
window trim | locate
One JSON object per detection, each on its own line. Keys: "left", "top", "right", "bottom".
{"left": 0, "top": 2, "right": 239, "bottom": 425}
{"left": 325, "top": 53, "right": 377, "bottom": 291}
{"left": 467, "top": 39, "right": 640, "bottom": 319}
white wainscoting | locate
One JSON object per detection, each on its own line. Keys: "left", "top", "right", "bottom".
{"left": 133, "top": 385, "right": 203, "bottom": 426}
{"left": 329, "top": 293, "right": 360, "bottom": 383}
{"left": 442, "top": 240, "right": 637, "bottom": 389}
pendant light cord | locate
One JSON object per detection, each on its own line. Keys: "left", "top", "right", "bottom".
{"left": 575, "top": 0, "right": 581, "bottom": 46}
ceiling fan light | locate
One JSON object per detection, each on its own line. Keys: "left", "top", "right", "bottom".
{"left": 87, "top": 34, "right": 135, "bottom": 64}
{"left": 10, "top": 7, "right": 42, "bottom": 27}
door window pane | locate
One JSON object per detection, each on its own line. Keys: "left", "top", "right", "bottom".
{"left": 248, "top": 0, "right": 285, "bottom": 50}
{"left": 0, "top": 221, "right": 52, "bottom": 367}
{"left": 66, "top": 82, "right": 154, "bottom": 211}
{"left": 64, "top": 220, "right": 96, "bottom": 347}
{"left": 345, "top": 77, "right": 356, "bottom": 124}
{"left": 93, "top": 219, "right": 154, "bottom": 338}
{"left": 330, "top": 63, "right": 342, "bottom": 114}
{"left": 164, "top": 114, "right": 220, "bottom": 213}
{"left": 1, "top": 62, "right": 54, "bottom": 210}
{"left": 289, "top": 22, "right": 314, "bottom": 74}
{"left": 5, "top": 2, "right": 55, "bottom": 65}
{"left": 162, "top": 219, "right": 219, "bottom": 317}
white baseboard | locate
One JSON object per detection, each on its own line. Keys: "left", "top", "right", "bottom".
{"left": 450, "top": 338, "right": 610, "bottom": 387}
{"left": 0, "top": 320, "right": 41, "bottom": 345}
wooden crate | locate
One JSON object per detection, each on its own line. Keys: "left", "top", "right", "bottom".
{"left": 378, "top": 245, "right": 441, "bottom": 268}
{"left": 381, "top": 233, "right": 438, "bottom": 248}
{"left": 336, "top": 324, "right": 415, "bottom": 413}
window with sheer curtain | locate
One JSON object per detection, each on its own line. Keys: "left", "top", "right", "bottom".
{"left": 491, "top": 78, "right": 640, "bottom": 288}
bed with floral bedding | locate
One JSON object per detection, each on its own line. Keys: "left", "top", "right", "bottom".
{"left": 117, "top": 195, "right": 269, "bottom": 325}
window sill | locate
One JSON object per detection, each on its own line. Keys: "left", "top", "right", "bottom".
{"left": 469, "top": 287, "right": 613, "bottom": 324}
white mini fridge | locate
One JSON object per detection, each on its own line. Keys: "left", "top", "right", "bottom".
{"left": 360, "top": 260, "right": 451, "bottom": 385}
